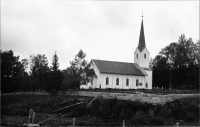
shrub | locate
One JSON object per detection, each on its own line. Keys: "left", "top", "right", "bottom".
{"left": 148, "top": 109, "right": 154, "bottom": 118}
{"left": 130, "top": 101, "right": 152, "bottom": 114}
{"left": 69, "top": 104, "right": 89, "bottom": 117}
{"left": 184, "top": 112, "right": 197, "bottom": 122}
{"left": 130, "top": 111, "right": 148, "bottom": 125}
{"left": 165, "top": 100, "right": 185, "bottom": 120}
{"left": 149, "top": 117, "right": 165, "bottom": 126}
{"left": 158, "top": 106, "right": 171, "bottom": 117}
{"left": 111, "top": 101, "right": 123, "bottom": 119}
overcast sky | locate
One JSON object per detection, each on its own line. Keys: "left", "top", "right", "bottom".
{"left": 1, "top": 0, "right": 199, "bottom": 70}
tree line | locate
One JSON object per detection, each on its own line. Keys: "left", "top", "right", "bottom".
{"left": 1, "top": 50, "right": 95, "bottom": 94}
{"left": 151, "top": 34, "right": 199, "bottom": 90}
{"left": 1, "top": 34, "right": 199, "bottom": 93}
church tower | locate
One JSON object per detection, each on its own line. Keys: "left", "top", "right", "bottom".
{"left": 134, "top": 15, "right": 150, "bottom": 68}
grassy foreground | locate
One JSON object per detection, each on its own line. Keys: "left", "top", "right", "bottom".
{"left": 1, "top": 94, "right": 200, "bottom": 126}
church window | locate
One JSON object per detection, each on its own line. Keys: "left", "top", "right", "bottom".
{"left": 144, "top": 53, "right": 146, "bottom": 59}
{"left": 136, "top": 79, "right": 139, "bottom": 86}
{"left": 137, "top": 54, "right": 138, "bottom": 58}
{"left": 146, "top": 83, "right": 148, "bottom": 88}
{"left": 126, "top": 78, "right": 129, "bottom": 86}
{"left": 106, "top": 77, "right": 109, "bottom": 85}
{"left": 116, "top": 78, "right": 119, "bottom": 85}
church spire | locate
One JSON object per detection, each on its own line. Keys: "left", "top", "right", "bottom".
{"left": 138, "top": 13, "right": 146, "bottom": 52}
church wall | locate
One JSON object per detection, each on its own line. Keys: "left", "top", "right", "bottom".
{"left": 142, "top": 48, "right": 150, "bottom": 68}
{"left": 134, "top": 48, "right": 150, "bottom": 68}
{"left": 90, "top": 60, "right": 101, "bottom": 88}
{"left": 145, "top": 70, "right": 152, "bottom": 89}
{"left": 134, "top": 48, "right": 140, "bottom": 66}
{"left": 99, "top": 73, "right": 146, "bottom": 89}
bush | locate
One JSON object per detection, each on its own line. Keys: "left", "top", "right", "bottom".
{"left": 130, "top": 111, "right": 148, "bottom": 125}
{"left": 149, "top": 117, "right": 165, "bottom": 126}
{"left": 112, "top": 101, "right": 124, "bottom": 119}
{"left": 158, "top": 106, "right": 171, "bottom": 117}
{"left": 184, "top": 112, "right": 197, "bottom": 122}
{"left": 165, "top": 97, "right": 199, "bottom": 121}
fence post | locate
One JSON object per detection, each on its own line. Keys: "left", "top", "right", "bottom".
{"left": 122, "top": 120, "right": 125, "bottom": 127}
{"left": 28, "top": 108, "right": 33, "bottom": 124}
{"left": 32, "top": 112, "right": 36, "bottom": 123}
{"left": 73, "top": 118, "right": 75, "bottom": 127}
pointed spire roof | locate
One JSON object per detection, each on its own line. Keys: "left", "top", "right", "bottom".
{"left": 138, "top": 18, "right": 146, "bottom": 52}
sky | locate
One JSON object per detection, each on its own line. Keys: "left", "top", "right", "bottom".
{"left": 1, "top": 0, "right": 199, "bottom": 70}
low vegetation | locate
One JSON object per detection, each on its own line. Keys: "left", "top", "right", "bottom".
{"left": 1, "top": 95, "right": 199, "bottom": 126}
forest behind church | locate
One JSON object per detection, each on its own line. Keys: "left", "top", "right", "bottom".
{"left": 1, "top": 34, "right": 199, "bottom": 93}
{"left": 151, "top": 34, "right": 199, "bottom": 90}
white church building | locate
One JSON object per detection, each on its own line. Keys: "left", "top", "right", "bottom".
{"left": 83, "top": 18, "right": 152, "bottom": 89}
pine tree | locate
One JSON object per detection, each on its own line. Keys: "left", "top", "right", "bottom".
{"left": 51, "top": 51, "right": 59, "bottom": 72}
{"left": 46, "top": 51, "right": 63, "bottom": 94}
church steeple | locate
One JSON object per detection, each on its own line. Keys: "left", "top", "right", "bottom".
{"left": 138, "top": 15, "right": 146, "bottom": 52}
{"left": 134, "top": 13, "right": 150, "bottom": 68}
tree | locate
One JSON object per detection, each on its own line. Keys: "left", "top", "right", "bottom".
{"left": 1, "top": 50, "right": 24, "bottom": 93}
{"left": 51, "top": 51, "right": 59, "bottom": 72}
{"left": 29, "top": 54, "right": 50, "bottom": 90}
{"left": 62, "top": 67, "right": 80, "bottom": 90}
{"left": 21, "top": 59, "right": 29, "bottom": 75}
{"left": 152, "top": 34, "right": 199, "bottom": 89}
{"left": 62, "top": 50, "right": 95, "bottom": 89}
{"left": 19, "top": 59, "right": 30, "bottom": 91}
{"left": 193, "top": 39, "right": 200, "bottom": 62}
{"left": 152, "top": 55, "right": 170, "bottom": 89}
{"left": 46, "top": 52, "right": 63, "bottom": 94}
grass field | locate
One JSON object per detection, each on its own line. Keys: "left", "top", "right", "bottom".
{"left": 1, "top": 93, "right": 200, "bottom": 126}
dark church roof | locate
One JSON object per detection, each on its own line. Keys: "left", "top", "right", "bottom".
{"left": 138, "top": 19, "right": 146, "bottom": 52}
{"left": 92, "top": 59, "right": 148, "bottom": 76}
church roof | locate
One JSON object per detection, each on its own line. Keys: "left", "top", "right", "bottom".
{"left": 138, "top": 19, "right": 146, "bottom": 52}
{"left": 92, "top": 59, "right": 148, "bottom": 76}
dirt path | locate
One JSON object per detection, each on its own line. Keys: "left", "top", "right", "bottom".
{"left": 75, "top": 91, "right": 200, "bottom": 104}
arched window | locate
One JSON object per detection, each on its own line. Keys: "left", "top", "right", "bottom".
{"left": 126, "top": 78, "right": 129, "bottom": 86}
{"left": 106, "top": 77, "right": 109, "bottom": 85}
{"left": 144, "top": 53, "right": 146, "bottom": 59}
{"left": 136, "top": 79, "right": 139, "bottom": 86}
{"left": 137, "top": 54, "right": 138, "bottom": 58}
{"left": 146, "top": 83, "right": 148, "bottom": 88}
{"left": 116, "top": 78, "right": 119, "bottom": 85}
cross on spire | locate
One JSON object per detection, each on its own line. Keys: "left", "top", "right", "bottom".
{"left": 142, "top": 11, "right": 143, "bottom": 18}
